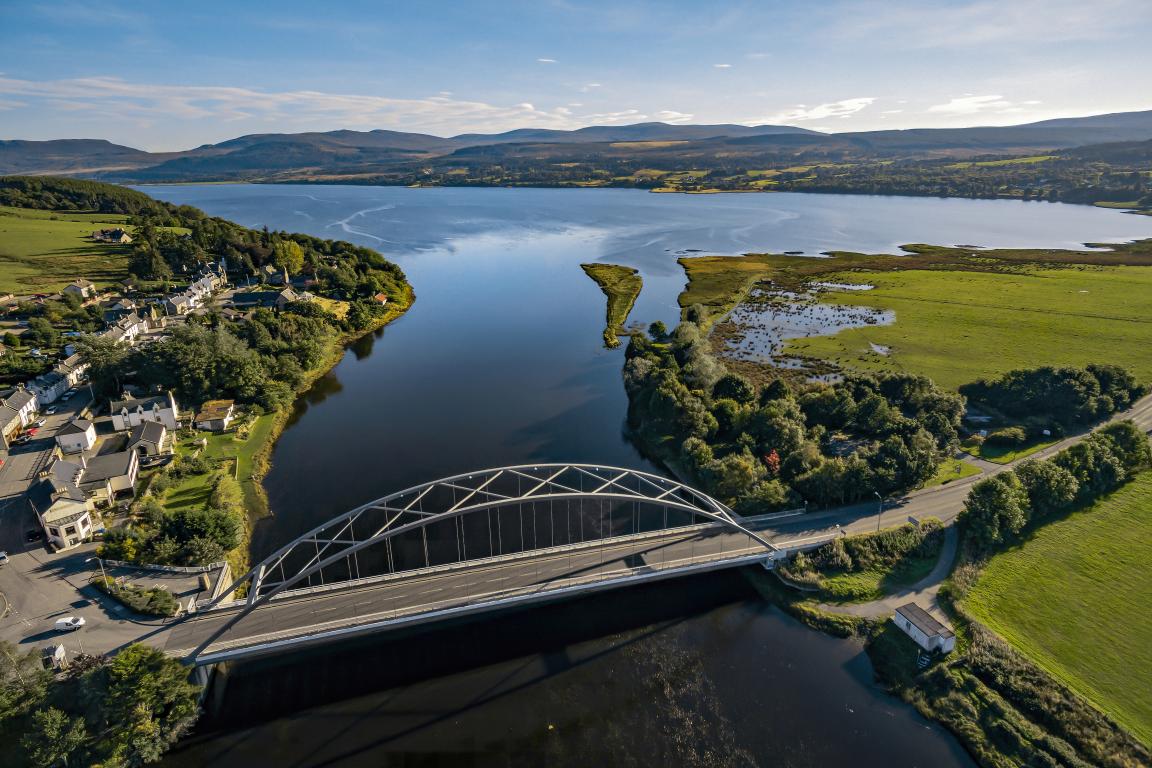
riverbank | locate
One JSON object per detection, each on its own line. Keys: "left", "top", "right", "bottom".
{"left": 230, "top": 283, "right": 415, "bottom": 575}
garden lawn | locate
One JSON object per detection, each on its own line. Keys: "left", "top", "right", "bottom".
{"left": 171, "top": 414, "right": 275, "bottom": 514}
{"left": 964, "top": 472, "right": 1152, "bottom": 746}
{"left": 784, "top": 266, "right": 1152, "bottom": 390}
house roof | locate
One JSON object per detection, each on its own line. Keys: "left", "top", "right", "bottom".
{"left": 110, "top": 392, "right": 173, "bottom": 413}
{"left": 28, "top": 479, "right": 88, "bottom": 524}
{"left": 128, "top": 420, "right": 166, "bottom": 446}
{"left": 196, "top": 399, "right": 235, "bottom": 422}
{"left": 47, "top": 458, "right": 85, "bottom": 489}
{"left": 6, "top": 388, "right": 36, "bottom": 410}
{"left": 895, "top": 603, "right": 955, "bottom": 639}
{"left": 57, "top": 419, "right": 93, "bottom": 436}
{"left": 0, "top": 405, "right": 21, "bottom": 428}
{"left": 68, "top": 279, "right": 95, "bottom": 288}
{"left": 80, "top": 451, "right": 136, "bottom": 483}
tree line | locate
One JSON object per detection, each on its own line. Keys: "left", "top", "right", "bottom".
{"left": 959, "top": 421, "right": 1151, "bottom": 552}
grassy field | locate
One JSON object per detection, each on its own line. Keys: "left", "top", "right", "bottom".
{"left": 922, "top": 456, "right": 982, "bottom": 487}
{"left": 964, "top": 436, "right": 1059, "bottom": 464}
{"left": 0, "top": 205, "right": 136, "bottom": 292}
{"left": 581, "top": 262, "right": 643, "bottom": 347}
{"left": 167, "top": 414, "right": 276, "bottom": 514}
{"left": 783, "top": 265, "right": 1152, "bottom": 389}
{"left": 964, "top": 472, "right": 1152, "bottom": 746}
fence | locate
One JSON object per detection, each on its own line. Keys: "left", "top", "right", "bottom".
{"left": 101, "top": 558, "right": 225, "bottom": 574}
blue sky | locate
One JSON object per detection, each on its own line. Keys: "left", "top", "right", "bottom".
{"left": 2, "top": 0, "right": 1151, "bottom": 150}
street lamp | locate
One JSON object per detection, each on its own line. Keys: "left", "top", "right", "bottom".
{"left": 86, "top": 556, "right": 107, "bottom": 586}
{"left": 873, "top": 491, "right": 883, "bottom": 532}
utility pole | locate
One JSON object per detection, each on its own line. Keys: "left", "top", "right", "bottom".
{"left": 874, "top": 491, "right": 883, "bottom": 533}
{"left": 86, "top": 556, "right": 107, "bottom": 586}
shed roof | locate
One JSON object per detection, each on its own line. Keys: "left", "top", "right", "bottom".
{"left": 895, "top": 603, "right": 955, "bottom": 639}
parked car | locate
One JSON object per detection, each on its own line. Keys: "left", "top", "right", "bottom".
{"left": 24, "top": 427, "right": 38, "bottom": 436}
{"left": 33, "top": 418, "right": 46, "bottom": 427}
{"left": 54, "top": 616, "right": 85, "bottom": 632}
{"left": 25, "top": 529, "right": 43, "bottom": 543}
{"left": 45, "top": 406, "right": 58, "bottom": 415}
{"left": 13, "top": 434, "right": 32, "bottom": 445}
{"left": 0, "top": 552, "right": 9, "bottom": 566}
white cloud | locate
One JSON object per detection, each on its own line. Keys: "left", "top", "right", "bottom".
{"left": 926, "top": 94, "right": 1038, "bottom": 115}
{"left": 655, "top": 110, "right": 694, "bottom": 123}
{"left": 537, "top": 58, "right": 557, "bottom": 64}
{"left": 746, "top": 52, "right": 771, "bottom": 60}
{"left": 713, "top": 63, "right": 732, "bottom": 68}
{"left": 579, "top": 82, "right": 602, "bottom": 93}
{"left": 881, "top": 109, "right": 904, "bottom": 114}
{"left": 754, "top": 97, "right": 876, "bottom": 124}
{"left": 0, "top": 75, "right": 620, "bottom": 139}
{"left": 833, "top": 0, "right": 1151, "bottom": 48}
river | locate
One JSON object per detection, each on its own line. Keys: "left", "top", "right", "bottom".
{"left": 143, "top": 185, "right": 1152, "bottom": 766}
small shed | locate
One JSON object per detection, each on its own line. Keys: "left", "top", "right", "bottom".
{"left": 56, "top": 418, "right": 96, "bottom": 454}
{"left": 893, "top": 603, "right": 956, "bottom": 654}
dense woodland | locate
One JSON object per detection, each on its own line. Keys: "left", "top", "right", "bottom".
{"left": 624, "top": 316, "right": 965, "bottom": 510}
{"left": 0, "top": 643, "right": 200, "bottom": 768}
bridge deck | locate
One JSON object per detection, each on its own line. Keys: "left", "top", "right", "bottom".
{"left": 167, "top": 522, "right": 780, "bottom": 664}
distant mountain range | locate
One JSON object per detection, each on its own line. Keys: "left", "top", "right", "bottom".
{"left": 2, "top": 109, "right": 1151, "bottom": 183}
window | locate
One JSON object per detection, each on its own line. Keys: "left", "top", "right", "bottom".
{"left": 49, "top": 527, "right": 59, "bottom": 536}
{"left": 64, "top": 525, "right": 76, "bottom": 535}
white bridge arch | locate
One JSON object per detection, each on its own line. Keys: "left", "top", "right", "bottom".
{"left": 187, "top": 464, "right": 779, "bottom": 662}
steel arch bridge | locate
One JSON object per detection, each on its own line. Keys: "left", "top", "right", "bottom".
{"left": 184, "top": 464, "right": 779, "bottom": 663}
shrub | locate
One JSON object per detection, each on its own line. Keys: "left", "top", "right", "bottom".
{"left": 984, "top": 426, "right": 1028, "bottom": 447}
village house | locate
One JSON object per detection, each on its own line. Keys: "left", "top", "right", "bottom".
{"left": 28, "top": 476, "right": 96, "bottom": 551}
{"left": 127, "top": 420, "right": 168, "bottom": 457}
{"left": 259, "top": 263, "right": 286, "bottom": 285}
{"left": 101, "top": 311, "right": 149, "bottom": 346}
{"left": 162, "top": 292, "right": 196, "bottom": 316}
{"left": 110, "top": 390, "right": 180, "bottom": 431}
{"left": 78, "top": 450, "right": 139, "bottom": 502}
{"left": 101, "top": 298, "right": 138, "bottom": 323}
{"left": 92, "top": 228, "right": 133, "bottom": 244}
{"left": 0, "top": 405, "right": 23, "bottom": 450}
{"left": 195, "top": 400, "right": 235, "bottom": 432}
{"left": 229, "top": 287, "right": 302, "bottom": 311}
{"left": 372, "top": 292, "right": 390, "bottom": 306}
{"left": 28, "top": 354, "right": 88, "bottom": 407}
{"left": 62, "top": 279, "right": 96, "bottom": 300}
{"left": 55, "top": 418, "right": 97, "bottom": 454}
{"left": 5, "top": 387, "right": 39, "bottom": 426}
{"left": 893, "top": 603, "right": 956, "bottom": 654}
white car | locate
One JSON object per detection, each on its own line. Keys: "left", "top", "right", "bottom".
{"left": 45, "top": 406, "right": 58, "bottom": 415}
{"left": 0, "top": 552, "right": 8, "bottom": 566}
{"left": 33, "top": 418, "right": 46, "bottom": 428}
{"left": 54, "top": 616, "right": 86, "bottom": 632}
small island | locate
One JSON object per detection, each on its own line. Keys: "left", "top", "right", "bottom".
{"left": 580, "top": 262, "right": 642, "bottom": 348}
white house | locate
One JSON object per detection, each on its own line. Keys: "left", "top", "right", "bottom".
{"left": 110, "top": 391, "right": 180, "bottom": 431}
{"left": 55, "top": 418, "right": 96, "bottom": 454}
{"left": 63, "top": 279, "right": 96, "bottom": 300}
{"left": 101, "top": 311, "right": 149, "bottom": 346}
{"left": 28, "top": 354, "right": 88, "bottom": 407}
{"left": 77, "top": 451, "right": 139, "bottom": 503}
{"left": 893, "top": 603, "right": 956, "bottom": 654}
{"left": 127, "top": 420, "right": 168, "bottom": 457}
{"left": 4, "top": 387, "right": 38, "bottom": 426}
{"left": 28, "top": 478, "right": 95, "bottom": 551}
{"left": 194, "top": 400, "right": 235, "bottom": 432}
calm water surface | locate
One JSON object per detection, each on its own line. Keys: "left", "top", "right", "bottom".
{"left": 143, "top": 185, "right": 1152, "bottom": 766}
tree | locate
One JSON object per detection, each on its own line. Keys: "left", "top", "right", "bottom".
{"left": 26, "top": 316, "right": 59, "bottom": 348}
{"left": 75, "top": 333, "right": 130, "bottom": 395}
{"left": 960, "top": 474, "right": 1031, "bottom": 549}
{"left": 1014, "top": 459, "right": 1078, "bottom": 518}
{"left": 712, "top": 373, "right": 756, "bottom": 404}
{"left": 273, "top": 239, "right": 305, "bottom": 282}
{"left": 0, "top": 641, "right": 51, "bottom": 720}
{"left": 23, "top": 707, "right": 87, "bottom": 767}
{"left": 91, "top": 645, "right": 201, "bottom": 765}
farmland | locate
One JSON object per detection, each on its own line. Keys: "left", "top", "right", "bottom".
{"left": 964, "top": 472, "right": 1152, "bottom": 746}
{"left": 0, "top": 204, "right": 135, "bottom": 292}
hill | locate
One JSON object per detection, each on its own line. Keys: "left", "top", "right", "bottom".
{"left": 1, "top": 109, "right": 1151, "bottom": 183}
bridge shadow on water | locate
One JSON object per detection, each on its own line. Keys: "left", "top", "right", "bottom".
{"left": 176, "top": 568, "right": 759, "bottom": 761}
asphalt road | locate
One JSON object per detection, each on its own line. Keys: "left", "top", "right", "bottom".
{"left": 6, "top": 392, "right": 1152, "bottom": 661}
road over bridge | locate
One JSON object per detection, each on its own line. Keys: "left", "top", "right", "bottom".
{"left": 167, "top": 464, "right": 786, "bottom": 665}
